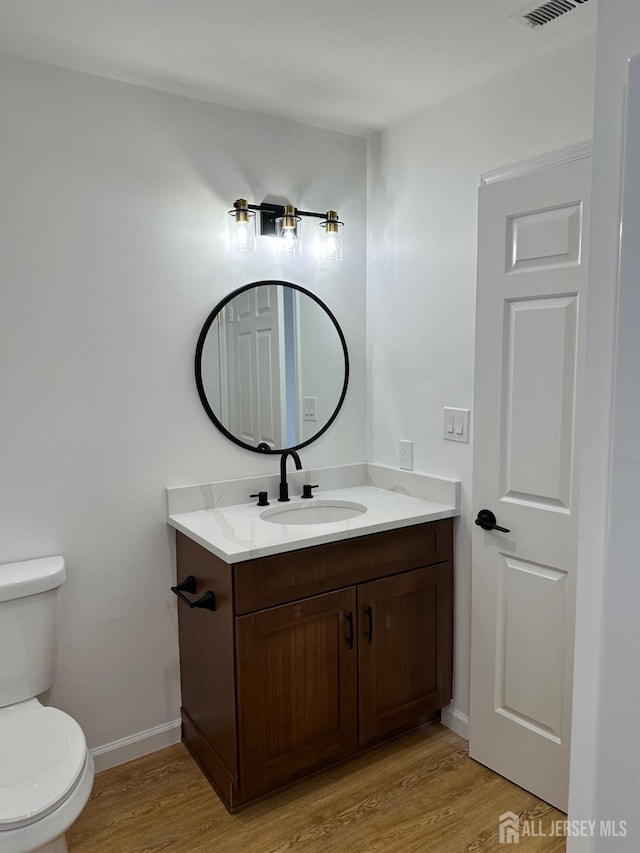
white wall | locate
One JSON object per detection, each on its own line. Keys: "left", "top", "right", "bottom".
{"left": 569, "top": 3, "right": 640, "bottom": 849}
{"left": 367, "top": 33, "right": 596, "bottom": 726}
{"left": 0, "top": 54, "right": 367, "bottom": 754}
{"left": 296, "top": 292, "right": 346, "bottom": 443}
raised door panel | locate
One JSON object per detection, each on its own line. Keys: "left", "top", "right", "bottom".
{"left": 358, "top": 563, "right": 453, "bottom": 744}
{"left": 236, "top": 588, "right": 358, "bottom": 799}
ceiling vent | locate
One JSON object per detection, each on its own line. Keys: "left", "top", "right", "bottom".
{"left": 509, "top": 0, "right": 591, "bottom": 30}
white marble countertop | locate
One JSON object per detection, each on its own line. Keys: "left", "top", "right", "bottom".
{"left": 167, "top": 481, "right": 458, "bottom": 564}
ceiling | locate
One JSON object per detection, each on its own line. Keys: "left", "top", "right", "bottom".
{"left": 0, "top": 0, "right": 597, "bottom": 136}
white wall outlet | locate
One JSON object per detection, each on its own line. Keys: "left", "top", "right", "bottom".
{"left": 303, "top": 396, "right": 317, "bottom": 421}
{"left": 399, "top": 439, "right": 413, "bottom": 470}
{"left": 443, "top": 407, "right": 470, "bottom": 443}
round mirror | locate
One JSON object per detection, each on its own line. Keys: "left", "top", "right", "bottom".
{"left": 195, "top": 280, "right": 349, "bottom": 454}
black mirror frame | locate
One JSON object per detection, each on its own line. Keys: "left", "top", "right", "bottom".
{"left": 195, "top": 280, "right": 349, "bottom": 455}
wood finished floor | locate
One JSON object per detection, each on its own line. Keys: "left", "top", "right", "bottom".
{"left": 68, "top": 724, "right": 566, "bottom": 852}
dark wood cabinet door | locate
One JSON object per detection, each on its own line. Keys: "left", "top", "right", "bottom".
{"left": 358, "top": 562, "right": 453, "bottom": 744}
{"left": 236, "top": 588, "right": 358, "bottom": 799}
{"left": 176, "top": 532, "right": 238, "bottom": 783}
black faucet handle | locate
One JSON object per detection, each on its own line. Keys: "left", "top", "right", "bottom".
{"left": 250, "top": 491, "right": 269, "bottom": 507}
{"left": 301, "top": 484, "right": 319, "bottom": 499}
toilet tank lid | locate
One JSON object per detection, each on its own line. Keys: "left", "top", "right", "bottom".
{"left": 0, "top": 556, "right": 66, "bottom": 602}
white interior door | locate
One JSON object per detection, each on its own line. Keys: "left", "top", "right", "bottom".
{"left": 227, "top": 284, "right": 284, "bottom": 448}
{"left": 470, "top": 152, "right": 591, "bottom": 812}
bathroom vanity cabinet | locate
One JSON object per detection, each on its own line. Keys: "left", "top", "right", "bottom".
{"left": 175, "top": 518, "right": 453, "bottom": 812}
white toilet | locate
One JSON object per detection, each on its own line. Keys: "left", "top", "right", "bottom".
{"left": 0, "top": 556, "right": 95, "bottom": 853}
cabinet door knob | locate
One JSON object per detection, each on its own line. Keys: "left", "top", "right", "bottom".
{"left": 364, "top": 606, "right": 373, "bottom": 644}
{"left": 171, "top": 575, "right": 217, "bottom": 612}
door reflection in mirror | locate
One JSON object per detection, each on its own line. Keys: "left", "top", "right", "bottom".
{"left": 196, "top": 281, "right": 349, "bottom": 454}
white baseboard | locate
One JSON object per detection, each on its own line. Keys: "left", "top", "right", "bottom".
{"left": 441, "top": 705, "right": 470, "bottom": 740}
{"left": 90, "top": 718, "right": 182, "bottom": 773}
{"left": 90, "top": 707, "right": 467, "bottom": 774}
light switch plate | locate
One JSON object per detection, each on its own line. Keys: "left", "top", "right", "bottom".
{"left": 443, "top": 407, "right": 470, "bottom": 443}
{"left": 399, "top": 439, "right": 413, "bottom": 470}
{"left": 303, "top": 396, "right": 317, "bottom": 421}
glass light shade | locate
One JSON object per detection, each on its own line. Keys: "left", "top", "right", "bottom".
{"left": 275, "top": 205, "right": 302, "bottom": 257}
{"left": 228, "top": 200, "right": 256, "bottom": 254}
{"left": 318, "top": 211, "right": 344, "bottom": 261}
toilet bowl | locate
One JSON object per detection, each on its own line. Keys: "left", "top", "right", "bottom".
{"left": 0, "top": 557, "right": 95, "bottom": 853}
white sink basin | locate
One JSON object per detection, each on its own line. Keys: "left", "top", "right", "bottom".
{"left": 260, "top": 500, "right": 367, "bottom": 526}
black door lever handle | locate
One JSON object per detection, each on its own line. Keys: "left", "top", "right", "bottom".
{"left": 475, "top": 509, "right": 510, "bottom": 533}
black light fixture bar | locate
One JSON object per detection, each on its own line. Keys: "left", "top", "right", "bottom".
{"left": 246, "top": 202, "right": 326, "bottom": 236}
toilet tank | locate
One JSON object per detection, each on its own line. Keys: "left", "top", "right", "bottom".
{"left": 0, "top": 556, "right": 66, "bottom": 708}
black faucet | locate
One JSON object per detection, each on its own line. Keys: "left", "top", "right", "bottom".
{"left": 278, "top": 450, "right": 302, "bottom": 502}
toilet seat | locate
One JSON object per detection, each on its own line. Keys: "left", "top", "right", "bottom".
{"left": 0, "top": 700, "right": 87, "bottom": 831}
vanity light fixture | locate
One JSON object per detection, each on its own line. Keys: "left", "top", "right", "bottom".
{"left": 228, "top": 198, "right": 344, "bottom": 260}
{"left": 318, "top": 210, "right": 344, "bottom": 262}
{"left": 228, "top": 198, "right": 257, "bottom": 254}
{"left": 275, "top": 204, "right": 302, "bottom": 258}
